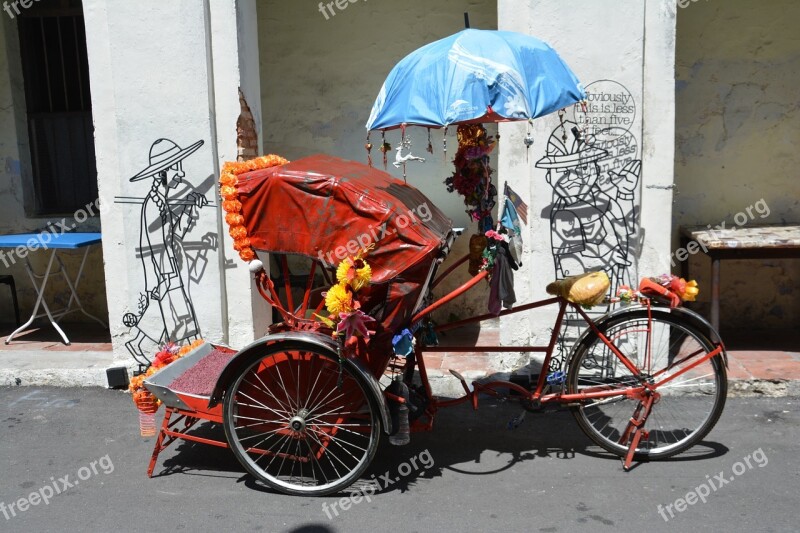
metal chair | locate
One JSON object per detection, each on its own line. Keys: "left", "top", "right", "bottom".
{"left": 0, "top": 275, "right": 20, "bottom": 326}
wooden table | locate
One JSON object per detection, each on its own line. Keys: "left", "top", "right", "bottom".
{"left": 679, "top": 224, "right": 800, "bottom": 332}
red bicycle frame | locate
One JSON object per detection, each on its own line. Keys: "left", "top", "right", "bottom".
{"left": 403, "top": 256, "right": 723, "bottom": 469}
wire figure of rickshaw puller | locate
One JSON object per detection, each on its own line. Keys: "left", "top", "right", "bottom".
{"left": 535, "top": 127, "right": 632, "bottom": 298}
{"left": 123, "top": 138, "right": 208, "bottom": 368}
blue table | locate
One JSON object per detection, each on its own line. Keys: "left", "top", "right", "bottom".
{"left": 0, "top": 232, "right": 107, "bottom": 345}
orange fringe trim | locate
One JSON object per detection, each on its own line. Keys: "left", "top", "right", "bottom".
{"left": 219, "top": 155, "right": 289, "bottom": 262}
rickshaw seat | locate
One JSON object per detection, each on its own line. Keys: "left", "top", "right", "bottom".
{"left": 545, "top": 271, "right": 610, "bottom": 306}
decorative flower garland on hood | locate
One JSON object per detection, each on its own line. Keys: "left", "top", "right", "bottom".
{"left": 219, "top": 155, "right": 289, "bottom": 263}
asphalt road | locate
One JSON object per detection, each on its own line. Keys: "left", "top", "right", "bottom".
{"left": 0, "top": 387, "right": 797, "bottom": 533}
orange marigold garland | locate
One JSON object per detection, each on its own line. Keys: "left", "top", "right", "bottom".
{"left": 129, "top": 339, "right": 205, "bottom": 413}
{"left": 219, "top": 154, "right": 289, "bottom": 262}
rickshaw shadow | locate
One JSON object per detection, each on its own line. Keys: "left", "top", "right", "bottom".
{"left": 154, "top": 422, "right": 244, "bottom": 479}
{"left": 362, "top": 398, "right": 596, "bottom": 495}
{"left": 150, "top": 397, "right": 729, "bottom": 493}
{"left": 363, "top": 394, "right": 730, "bottom": 493}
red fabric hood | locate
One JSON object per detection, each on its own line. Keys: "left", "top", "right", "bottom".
{"left": 235, "top": 154, "right": 453, "bottom": 283}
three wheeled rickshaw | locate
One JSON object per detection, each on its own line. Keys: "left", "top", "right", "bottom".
{"left": 143, "top": 153, "right": 728, "bottom": 496}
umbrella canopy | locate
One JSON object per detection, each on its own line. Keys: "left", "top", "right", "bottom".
{"left": 366, "top": 29, "right": 585, "bottom": 131}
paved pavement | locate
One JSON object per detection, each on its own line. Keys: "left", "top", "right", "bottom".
{"left": 2, "top": 322, "right": 800, "bottom": 397}
{"left": 0, "top": 386, "right": 797, "bottom": 532}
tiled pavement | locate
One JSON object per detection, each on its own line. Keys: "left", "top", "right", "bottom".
{"left": 1, "top": 321, "right": 799, "bottom": 396}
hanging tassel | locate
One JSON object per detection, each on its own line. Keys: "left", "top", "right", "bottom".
{"left": 524, "top": 119, "right": 534, "bottom": 162}
{"left": 365, "top": 133, "right": 373, "bottom": 167}
{"left": 427, "top": 127, "right": 433, "bottom": 154}
{"left": 400, "top": 124, "right": 407, "bottom": 182}
{"left": 380, "top": 130, "right": 390, "bottom": 170}
{"left": 558, "top": 109, "right": 568, "bottom": 144}
{"left": 443, "top": 126, "right": 448, "bottom": 162}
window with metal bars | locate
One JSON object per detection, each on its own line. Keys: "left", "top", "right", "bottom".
{"left": 17, "top": 0, "right": 96, "bottom": 215}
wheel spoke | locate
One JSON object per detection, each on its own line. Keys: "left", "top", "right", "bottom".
{"left": 567, "top": 311, "right": 726, "bottom": 460}
{"left": 224, "top": 347, "right": 379, "bottom": 496}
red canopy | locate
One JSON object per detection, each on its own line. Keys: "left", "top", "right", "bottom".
{"left": 235, "top": 154, "right": 453, "bottom": 284}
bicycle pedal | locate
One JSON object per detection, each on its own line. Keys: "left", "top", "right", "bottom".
{"left": 507, "top": 410, "right": 526, "bottom": 430}
{"left": 448, "top": 369, "right": 474, "bottom": 393}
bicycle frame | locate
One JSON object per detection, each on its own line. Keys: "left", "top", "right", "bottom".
{"left": 406, "top": 265, "right": 725, "bottom": 444}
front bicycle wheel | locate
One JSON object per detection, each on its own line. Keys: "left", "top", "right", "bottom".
{"left": 223, "top": 343, "right": 381, "bottom": 496}
{"left": 567, "top": 309, "right": 726, "bottom": 460}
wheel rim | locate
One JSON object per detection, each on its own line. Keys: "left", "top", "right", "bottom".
{"left": 226, "top": 349, "right": 379, "bottom": 494}
{"left": 569, "top": 315, "right": 725, "bottom": 457}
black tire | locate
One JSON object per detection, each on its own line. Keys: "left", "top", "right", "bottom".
{"left": 567, "top": 309, "right": 727, "bottom": 460}
{"left": 223, "top": 343, "right": 381, "bottom": 496}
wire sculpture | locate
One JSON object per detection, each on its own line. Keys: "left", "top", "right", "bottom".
{"left": 119, "top": 138, "right": 210, "bottom": 369}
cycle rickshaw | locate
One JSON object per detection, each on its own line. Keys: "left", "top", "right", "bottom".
{"left": 142, "top": 152, "right": 728, "bottom": 496}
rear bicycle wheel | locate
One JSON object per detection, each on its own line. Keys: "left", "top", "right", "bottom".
{"left": 223, "top": 343, "right": 380, "bottom": 496}
{"left": 567, "top": 309, "right": 726, "bottom": 460}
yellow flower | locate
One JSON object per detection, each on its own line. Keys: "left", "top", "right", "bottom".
{"left": 336, "top": 257, "right": 372, "bottom": 292}
{"left": 681, "top": 279, "right": 699, "bottom": 302}
{"left": 325, "top": 283, "right": 353, "bottom": 315}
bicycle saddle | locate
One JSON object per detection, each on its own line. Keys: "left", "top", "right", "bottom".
{"left": 546, "top": 271, "right": 610, "bottom": 306}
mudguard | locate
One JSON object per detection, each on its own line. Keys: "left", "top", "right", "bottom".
{"left": 568, "top": 304, "right": 728, "bottom": 368}
{"left": 208, "top": 331, "right": 392, "bottom": 434}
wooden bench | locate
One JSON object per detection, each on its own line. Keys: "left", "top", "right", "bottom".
{"left": 679, "top": 224, "right": 800, "bottom": 332}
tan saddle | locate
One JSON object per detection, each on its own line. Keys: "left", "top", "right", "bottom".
{"left": 545, "top": 271, "right": 610, "bottom": 306}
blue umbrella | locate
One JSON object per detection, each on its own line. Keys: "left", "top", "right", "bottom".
{"left": 366, "top": 29, "right": 586, "bottom": 131}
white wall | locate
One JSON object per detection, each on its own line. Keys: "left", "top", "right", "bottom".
{"left": 498, "top": 0, "right": 676, "bottom": 371}
{"left": 84, "top": 0, "right": 260, "bottom": 358}
{"left": 257, "top": 1, "right": 676, "bottom": 373}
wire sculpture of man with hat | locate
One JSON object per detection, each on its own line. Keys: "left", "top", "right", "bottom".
{"left": 123, "top": 138, "right": 208, "bottom": 367}
{"left": 536, "top": 123, "right": 631, "bottom": 298}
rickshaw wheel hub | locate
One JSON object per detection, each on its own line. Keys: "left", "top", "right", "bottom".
{"left": 290, "top": 408, "right": 310, "bottom": 432}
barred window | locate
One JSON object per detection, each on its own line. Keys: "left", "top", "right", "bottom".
{"left": 17, "top": 0, "right": 96, "bottom": 215}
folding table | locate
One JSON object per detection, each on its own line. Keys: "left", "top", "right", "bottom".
{"left": 0, "top": 232, "right": 107, "bottom": 345}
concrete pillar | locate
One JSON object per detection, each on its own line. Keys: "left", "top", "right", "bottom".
{"left": 497, "top": 0, "right": 676, "bottom": 373}
{"left": 84, "top": 0, "right": 264, "bottom": 359}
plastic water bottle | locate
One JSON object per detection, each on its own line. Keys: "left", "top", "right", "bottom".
{"left": 138, "top": 411, "right": 157, "bottom": 437}
{"left": 389, "top": 402, "right": 410, "bottom": 446}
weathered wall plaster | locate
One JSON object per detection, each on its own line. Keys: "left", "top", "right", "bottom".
{"left": 257, "top": 0, "right": 498, "bottom": 320}
{"left": 676, "top": 0, "right": 800, "bottom": 329}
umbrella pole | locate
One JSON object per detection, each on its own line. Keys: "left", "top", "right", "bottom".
{"left": 464, "top": 12, "right": 470, "bottom": 28}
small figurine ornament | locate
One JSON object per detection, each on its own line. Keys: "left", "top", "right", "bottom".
{"left": 393, "top": 138, "right": 426, "bottom": 180}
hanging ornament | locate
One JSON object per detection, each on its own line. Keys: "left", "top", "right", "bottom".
{"left": 524, "top": 119, "right": 534, "bottom": 162}
{"left": 365, "top": 133, "right": 373, "bottom": 167}
{"left": 558, "top": 108, "right": 568, "bottom": 144}
{"left": 393, "top": 137, "right": 425, "bottom": 183}
{"left": 379, "top": 130, "right": 391, "bottom": 170}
